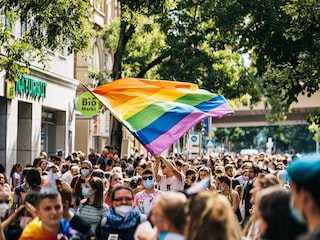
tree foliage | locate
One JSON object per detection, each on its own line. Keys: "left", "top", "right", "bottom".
{"left": 0, "top": 0, "right": 94, "bottom": 81}
{"left": 103, "top": 0, "right": 261, "bottom": 103}
{"left": 218, "top": 0, "right": 320, "bottom": 122}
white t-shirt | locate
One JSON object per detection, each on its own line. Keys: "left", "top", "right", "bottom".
{"left": 61, "top": 171, "right": 73, "bottom": 185}
{"left": 159, "top": 174, "right": 185, "bottom": 192}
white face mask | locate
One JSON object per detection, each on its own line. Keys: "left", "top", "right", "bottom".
{"left": 0, "top": 203, "right": 9, "bottom": 218}
{"left": 114, "top": 205, "right": 133, "bottom": 217}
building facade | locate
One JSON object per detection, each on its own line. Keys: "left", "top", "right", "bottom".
{"left": 74, "top": 0, "right": 121, "bottom": 155}
{"left": 0, "top": 41, "right": 78, "bottom": 170}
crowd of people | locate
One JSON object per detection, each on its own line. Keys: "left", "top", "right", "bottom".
{"left": 0, "top": 146, "right": 318, "bottom": 240}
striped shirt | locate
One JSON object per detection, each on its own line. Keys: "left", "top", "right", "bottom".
{"left": 78, "top": 203, "right": 109, "bottom": 231}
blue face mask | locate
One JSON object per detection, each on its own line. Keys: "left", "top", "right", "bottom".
{"left": 81, "top": 169, "right": 90, "bottom": 176}
{"left": 289, "top": 199, "right": 305, "bottom": 224}
{"left": 144, "top": 179, "right": 154, "bottom": 189}
{"left": 82, "top": 187, "right": 92, "bottom": 198}
{"left": 221, "top": 186, "right": 225, "bottom": 193}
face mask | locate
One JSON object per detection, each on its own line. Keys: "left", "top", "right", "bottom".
{"left": 19, "top": 216, "right": 32, "bottom": 229}
{"left": 289, "top": 199, "right": 305, "bottom": 224}
{"left": 220, "top": 186, "right": 225, "bottom": 193}
{"left": 114, "top": 205, "right": 133, "bottom": 217}
{"left": 81, "top": 187, "right": 92, "bottom": 198}
{"left": 144, "top": 179, "right": 154, "bottom": 189}
{"left": 0, "top": 203, "right": 9, "bottom": 218}
{"left": 81, "top": 169, "right": 90, "bottom": 176}
{"left": 191, "top": 176, "right": 196, "bottom": 182}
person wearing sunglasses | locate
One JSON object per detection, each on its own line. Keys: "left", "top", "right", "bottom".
{"left": 154, "top": 155, "right": 185, "bottom": 192}
{"left": 97, "top": 185, "right": 144, "bottom": 240}
{"left": 134, "top": 169, "right": 162, "bottom": 216}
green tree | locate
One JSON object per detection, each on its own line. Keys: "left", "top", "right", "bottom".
{"left": 103, "top": 0, "right": 263, "bottom": 151}
{"left": 218, "top": 0, "right": 320, "bottom": 122}
{"left": 0, "top": 0, "right": 94, "bottom": 81}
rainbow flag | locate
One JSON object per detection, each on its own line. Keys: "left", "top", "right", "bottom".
{"left": 85, "top": 78, "right": 234, "bottom": 155}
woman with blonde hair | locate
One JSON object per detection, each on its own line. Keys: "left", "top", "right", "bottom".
{"left": 185, "top": 191, "right": 242, "bottom": 240}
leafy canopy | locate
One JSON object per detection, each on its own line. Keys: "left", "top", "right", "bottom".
{"left": 0, "top": 0, "right": 95, "bottom": 81}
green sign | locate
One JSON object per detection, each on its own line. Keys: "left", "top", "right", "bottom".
{"left": 16, "top": 77, "right": 47, "bottom": 98}
{"left": 77, "top": 91, "right": 102, "bottom": 116}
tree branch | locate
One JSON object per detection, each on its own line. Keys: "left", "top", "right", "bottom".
{"left": 136, "top": 49, "right": 171, "bottom": 78}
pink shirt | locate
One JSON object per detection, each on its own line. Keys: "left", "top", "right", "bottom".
{"left": 134, "top": 189, "right": 162, "bottom": 215}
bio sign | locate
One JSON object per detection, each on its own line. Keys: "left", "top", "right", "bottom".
{"left": 77, "top": 91, "right": 102, "bottom": 117}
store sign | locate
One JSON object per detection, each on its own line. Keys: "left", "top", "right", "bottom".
{"left": 77, "top": 91, "right": 102, "bottom": 117}
{"left": 6, "top": 80, "right": 15, "bottom": 99}
{"left": 6, "top": 77, "right": 47, "bottom": 100}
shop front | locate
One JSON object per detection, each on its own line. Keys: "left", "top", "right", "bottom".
{"left": 0, "top": 67, "right": 78, "bottom": 170}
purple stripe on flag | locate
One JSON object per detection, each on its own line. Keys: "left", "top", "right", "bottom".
{"left": 144, "top": 111, "right": 205, "bottom": 154}
{"left": 207, "top": 103, "right": 235, "bottom": 117}
{"left": 144, "top": 102, "right": 233, "bottom": 155}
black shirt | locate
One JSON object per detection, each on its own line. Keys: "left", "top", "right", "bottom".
{"left": 70, "top": 214, "right": 96, "bottom": 240}
{"left": 97, "top": 156, "right": 107, "bottom": 170}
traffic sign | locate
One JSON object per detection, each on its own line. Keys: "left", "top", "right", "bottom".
{"left": 205, "top": 139, "right": 215, "bottom": 148}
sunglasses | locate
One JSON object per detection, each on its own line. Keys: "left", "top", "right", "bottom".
{"left": 0, "top": 200, "right": 9, "bottom": 204}
{"left": 142, "top": 176, "right": 153, "bottom": 181}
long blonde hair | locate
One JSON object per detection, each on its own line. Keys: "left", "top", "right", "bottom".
{"left": 185, "top": 192, "right": 242, "bottom": 240}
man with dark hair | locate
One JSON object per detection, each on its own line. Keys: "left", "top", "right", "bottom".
{"left": 241, "top": 163, "right": 260, "bottom": 225}
{"left": 134, "top": 169, "right": 162, "bottom": 215}
{"left": 96, "top": 186, "right": 144, "bottom": 240}
{"left": 57, "top": 181, "right": 95, "bottom": 240}
{"left": 184, "top": 169, "right": 197, "bottom": 190}
{"left": 154, "top": 155, "right": 185, "bottom": 192}
{"left": 287, "top": 154, "right": 320, "bottom": 240}
{"left": 97, "top": 149, "right": 108, "bottom": 171}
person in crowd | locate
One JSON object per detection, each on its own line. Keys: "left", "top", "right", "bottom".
{"left": 36, "top": 160, "right": 47, "bottom": 173}
{"left": 105, "top": 172, "right": 124, "bottom": 206}
{"left": 151, "top": 192, "right": 187, "bottom": 240}
{"left": 216, "top": 174, "right": 241, "bottom": 221}
{"left": 255, "top": 186, "right": 306, "bottom": 240}
{"left": 134, "top": 164, "right": 145, "bottom": 177}
{"left": 287, "top": 154, "right": 320, "bottom": 240}
{"left": 10, "top": 163, "right": 23, "bottom": 190}
{"left": 244, "top": 174, "right": 279, "bottom": 239}
{"left": 198, "top": 166, "right": 215, "bottom": 191}
{"left": 277, "top": 169, "right": 290, "bottom": 189}
{"left": 14, "top": 168, "right": 42, "bottom": 208}
{"left": 71, "top": 160, "right": 92, "bottom": 205}
{"left": 154, "top": 155, "right": 185, "bottom": 192}
{"left": 70, "top": 165, "right": 80, "bottom": 177}
{"left": 96, "top": 185, "right": 143, "bottom": 240}
{"left": 134, "top": 169, "right": 162, "bottom": 215}
{"left": 5, "top": 191, "right": 38, "bottom": 239}
{"left": 129, "top": 176, "right": 143, "bottom": 195}
{"left": 19, "top": 174, "right": 83, "bottom": 239}
{"left": 184, "top": 169, "right": 197, "bottom": 190}
{"left": 97, "top": 149, "right": 109, "bottom": 171}
{"left": 241, "top": 163, "right": 260, "bottom": 225}
{"left": 61, "top": 164, "right": 73, "bottom": 185}
{"left": 78, "top": 177, "right": 109, "bottom": 231}
{"left": 88, "top": 148, "right": 98, "bottom": 166}
{"left": 57, "top": 180, "right": 95, "bottom": 239}
{"left": 185, "top": 191, "right": 242, "bottom": 240}
{"left": 225, "top": 164, "right": 240, "bottom": 188}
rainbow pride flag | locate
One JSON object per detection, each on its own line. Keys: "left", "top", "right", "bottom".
{"left": 85, "top": 78, "right": 234, "bottom": 155}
